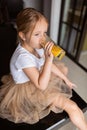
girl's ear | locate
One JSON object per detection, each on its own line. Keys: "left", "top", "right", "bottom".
{"left": 19, "top": 32, "right": 26, "bottom": 41}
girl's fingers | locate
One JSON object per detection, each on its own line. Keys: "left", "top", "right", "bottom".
{"left": 44, "top": 42, "right": 54, "bottom": 56}
{"left": 69, "top": 83, "right": 77, "bottom": 89}
{"left": 72, "top": 83, "right": 77, "bottom": 88}
{"left": 65, "top": 79, "right": 77, "bottom": 89}
{"left": 49, "top": 42, "right": 54, "bottom": 53}
{"left": 45, "top": 42, "right": 54, "bottom": 52}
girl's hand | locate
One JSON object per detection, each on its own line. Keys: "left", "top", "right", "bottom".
{"left": 44, "top": 41, "right": 54, "bottom": 62}
{"left": 64, "top": 78, "right": 77, "bottom": 89}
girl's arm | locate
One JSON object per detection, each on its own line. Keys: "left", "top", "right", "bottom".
{"left": 23, "top": 42, "right": 54, "bottom": 90}
{"left": 23, "top": 60, "right": 52, "bottom": 90}
{"left": 51, "top": 63, "right": 76, "bottom": 89}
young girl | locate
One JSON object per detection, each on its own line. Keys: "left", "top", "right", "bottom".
{"left": 0, "top": 8, "right": 87, "bottom": 130}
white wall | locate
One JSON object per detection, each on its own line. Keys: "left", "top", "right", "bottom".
{"left": 50, "top": 0, "right": 61, "bottom": 43}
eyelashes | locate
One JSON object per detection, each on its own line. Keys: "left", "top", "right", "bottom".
{"left": 34, "top": 33, "right": 39, "bottom": 36}
{"left": 34, "top": 32, "right": 47, "bottom": 36}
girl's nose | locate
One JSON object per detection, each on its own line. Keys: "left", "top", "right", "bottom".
{"left": 41, "top": 34, "right": 46, "bottom": 42}
{"left": 40, "top": 35, "right": 46, "bottom": 45}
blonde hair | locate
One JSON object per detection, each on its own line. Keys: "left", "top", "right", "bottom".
{"left": 16, "top": 8, "right": 48, "bottom": 43}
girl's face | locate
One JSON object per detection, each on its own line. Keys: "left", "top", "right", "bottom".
{"left": 25, "top": 19, "right": 48, "bottom": 49}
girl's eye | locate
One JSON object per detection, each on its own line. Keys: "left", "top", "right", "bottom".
{"left": 34, "top": 32, "right": 47, "bottom": 36}
{"left": 35, "top": 34, "right": 39, "bottom": 36}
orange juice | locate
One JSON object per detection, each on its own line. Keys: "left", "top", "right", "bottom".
{"left": 41, "top": 35, "right": 65, "bottom": 60}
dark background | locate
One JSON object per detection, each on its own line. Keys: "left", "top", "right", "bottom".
{"left": 0, "top": 0, "right": 24, "bottom": 85}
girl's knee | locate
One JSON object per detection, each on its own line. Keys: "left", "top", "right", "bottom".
{"left": 64, "top": 99, "right": 78, "bottom": 112}
{"left": 70, "top": 101, "right": 78, "bottom": 110}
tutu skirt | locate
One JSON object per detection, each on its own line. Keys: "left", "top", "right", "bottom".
{"left": 0, "top": 59, "right": 72, "bottom": 124}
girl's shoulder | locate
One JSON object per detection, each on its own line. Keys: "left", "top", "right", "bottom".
{"left": 12, "top": 43, "right": 29, "bottom": 58}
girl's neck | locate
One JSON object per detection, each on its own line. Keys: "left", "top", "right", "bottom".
{"left": 22, "top": 43, "right": 40, "bottom": 58}
{"left": 22, "top": 43, "right": 34, "bottom": 53}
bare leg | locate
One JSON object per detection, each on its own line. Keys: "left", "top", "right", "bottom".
{"left": 53, "top": 95, "right": 87, "bottom": 130}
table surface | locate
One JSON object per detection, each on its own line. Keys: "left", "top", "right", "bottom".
{"left": 0, "top": 90, "right": 87, "bottom": 130}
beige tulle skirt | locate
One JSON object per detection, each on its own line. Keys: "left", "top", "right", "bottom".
{"left": 0, "top": 59, "right": 72, "bottom": 124}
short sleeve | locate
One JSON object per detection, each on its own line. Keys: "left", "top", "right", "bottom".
{"left": 15, "top": 53, "right": 36, "bottom": 70}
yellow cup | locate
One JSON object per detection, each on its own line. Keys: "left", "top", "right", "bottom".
{"left": 41, "top": 35, "right": 65, "bottom": 60}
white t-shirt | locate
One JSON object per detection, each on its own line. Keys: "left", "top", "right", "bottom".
{"left": 10, "top": 44, "right": 45, "bottom": 84}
